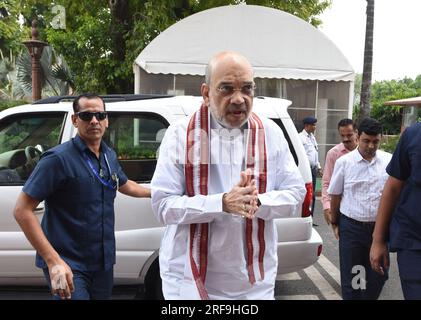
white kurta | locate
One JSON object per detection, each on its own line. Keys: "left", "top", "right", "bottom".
{"left": 151, "top": 114, "right": 306, "bottom": 300}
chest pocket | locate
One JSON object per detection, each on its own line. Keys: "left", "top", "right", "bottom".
{"left": 343, "top": 162, "right": 366, "bottom": 194}
{"left": 303, "top": 140, "right": 313, "bottom": 149}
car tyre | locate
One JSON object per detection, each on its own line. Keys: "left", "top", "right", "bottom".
{"left": 144, "top": 258, "right": 164, "bottom": 300}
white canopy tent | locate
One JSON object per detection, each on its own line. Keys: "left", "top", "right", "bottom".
{"left": 134, "top": 4, "right": 353, "bottom": 82}
{"left": 133, "top": 5, "right": 355, "bottom": 165}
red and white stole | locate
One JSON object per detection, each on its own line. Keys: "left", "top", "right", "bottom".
{"left": 185, "top": 103, "right": 267, "bottom": 299}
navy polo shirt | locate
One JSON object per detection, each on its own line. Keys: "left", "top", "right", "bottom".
{"left": 23, "top": 135, "right": 128, "bottom": 271}
{"left": 387, "top": 123, "right": 421, "bottom": 251}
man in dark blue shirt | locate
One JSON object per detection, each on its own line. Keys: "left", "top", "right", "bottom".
{"left": 370, "top": 122, "right": 421, "bottom": 300}
{"left": 14, "top": 93, "right": 151, "bottom": 300}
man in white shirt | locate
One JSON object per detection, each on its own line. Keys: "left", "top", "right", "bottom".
{"left": 299, "top": 116, "right": 321, "bottom": 224}
{"left": 151, "top": 51, "right": 306, "bottom": 300}
{"left": 328, "top": 118, "right": 391, "bottom": 300}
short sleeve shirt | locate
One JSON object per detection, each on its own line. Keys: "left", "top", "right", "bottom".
{"left": 387, "top": 123, "right": 421, "bottom": 251}
{"left": 23, "top": 135, "right": 128, "bottom": 271}
{"left": 327, "top": 149, "right": 391, "bottom": 222}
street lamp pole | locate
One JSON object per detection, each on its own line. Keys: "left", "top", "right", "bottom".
{"left": 23, "top": 19, "right": 48, "bottom": 102}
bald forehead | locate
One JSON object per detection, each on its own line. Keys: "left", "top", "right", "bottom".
{"left": 206, "top": 52, "right": 253, "bottom": 84}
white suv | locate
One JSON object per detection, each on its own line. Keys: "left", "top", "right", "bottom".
{"left": 0, "top": 95, "right": 322, "bottom": 299}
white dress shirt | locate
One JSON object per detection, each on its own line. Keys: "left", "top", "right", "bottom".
{"left": 327, "top": 148, "right": 392, "bottom": 222}
{"left": 151, "top": 114, "right": 306, "bottom": 300}
{"left": 299, "top": 130, "right": 320, "bottom": 169}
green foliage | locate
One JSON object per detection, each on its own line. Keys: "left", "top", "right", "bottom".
{"left": 352, "top": 73, "right": 362, "bottom": 119}
{"left": 117, "top": 143, "right": 159, "bottom": 160}
{"left": 243, "top": 0, "right": 331, "bottom": 26}
{"left": 0, "top": 0, "right": 27, "bottom": 53}
{"left": 46, "top": 9, "right": 111, "bottom": 93}
{"left": 370, "top": 76, "right": 421, "bottom": 134}
{"left": 380, "top": 135, "right": 400, "bottom": 154}
{"left": 0, "top": 115, "right": 62, "bottom": 154}
{"left": 0, "top": 99, "right": 27, "bottom": 111}
{"left": 4, "top": 0, "right": 331, "bottom": 94}
{"left": 13, "top": 46, "right": 75, "bottom": 97}
{"left": 0, "top": 49, "right": 28, "bottom": 100}
{"left": 0, "top": 130, "right": 26, "bottom": 153}
{"left": 352, "top": 74, "right": 421, "bottom": 134}
{"left": 1, "top": 1, "right": 75, "bottom": 99}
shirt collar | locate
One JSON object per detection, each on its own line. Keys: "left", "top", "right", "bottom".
{"left": 353, "top": 148, "right": 365, "bottom": 162}
{"left": 353, "top": 147, "right": 378, "bottom": 163}
{"left": 73, "top": 134, "right": 108, "bottom": 156}
{"left": 301, "top": 129, "right": 311, "bottom": 137}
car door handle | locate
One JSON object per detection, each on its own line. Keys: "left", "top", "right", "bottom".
{"left": 34, "top": 201, "right": 45, "bottom": 214}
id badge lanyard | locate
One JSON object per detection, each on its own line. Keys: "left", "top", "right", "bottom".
{"left": 84, "top": 153, "right": 119, "bottom": 190}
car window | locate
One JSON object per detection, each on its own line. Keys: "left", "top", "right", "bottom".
{"left": 0, "top": 112, "right": 66, "bottom": 185}
{"left": 103, "top": 112, "right": 169, "bottom": 183}
{"left": 270, "top": 118, "right": 299, "bottom": 166}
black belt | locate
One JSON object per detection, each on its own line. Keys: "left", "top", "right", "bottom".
{"left": 341, "top": 214, "right": 375, "bottom": 226}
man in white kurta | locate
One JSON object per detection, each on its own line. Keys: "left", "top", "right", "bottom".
{"left": 151, "top": 51, "right": 306, "bottom": 300}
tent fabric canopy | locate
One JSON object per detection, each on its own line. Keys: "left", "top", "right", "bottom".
{"left": 384, "top": 96, "right": 421, "bottom": 106}
{"left": 134, "top": 5, "right": 354, "bottom": 82}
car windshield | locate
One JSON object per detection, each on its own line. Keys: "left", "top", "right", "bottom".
{"left": 0, "top": 112, "right": 66, "bottom": 185}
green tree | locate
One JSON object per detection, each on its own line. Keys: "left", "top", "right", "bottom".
{"left": 1, "top": 47, "right": 74, "bottom": 100}
{"left": 243, "top": 0, "right": 330, "bottom": 26}
{"left": 15, "top": 46, "right": 74, "bottom": 97}
{"left": 353, "top": 73, "right": 362, "bottom": 119}
{"left": 370, "top": 76, "right": 421, "bottom": 134}
{"left": 5, "top": 0, "right": 331, "bottom": 94}
{"left": 0, "top": 0, "right": 28, "bottom": 53}
{"left": 358, "top": 0, "right": 375, "bottom": 124}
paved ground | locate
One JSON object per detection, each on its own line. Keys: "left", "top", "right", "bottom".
{"left": 0, "top": 198, "right": 404, "bottom": 300}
